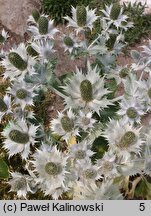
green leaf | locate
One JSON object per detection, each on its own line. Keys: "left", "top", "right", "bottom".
{"left": 91, "top": 136, "right": 108, "bottom": 160}
{"left": 58, "top": 72, "right": 73, "bottom": 85}
{"left": 131, "top": 50, "right": 141, "bottom": 60}
{"left": 135, "top": 178, "right": 151, "bottom": 199}
{"left": 86, "top": 122, "right": 103, "bottom": 143}
{"left": 0, "top": 159, "right": 9, "bottom": 179}
{"left": 105, "top": 78, "right": 118, "bottom": 99}
{"left": 98, "top": 103, "right": 119, "bottom": 123}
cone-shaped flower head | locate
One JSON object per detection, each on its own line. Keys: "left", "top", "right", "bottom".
{"left": 31, "top": 144, "right": 69, "bottom": 198}
{"left": 2, "top": 43, "right": 36, "bottom": 81}
{"left": 7, "top": 80, "right": 37, "bottom": 110}
{"left": 103, "top": 118, "right": 143, "bottom": 160}
{"left": 51, "top": 109, "right": 79, "bottom": 142}
{"left": 2, "top": 119, "right": 38, "bottom": 159}
{"left": 64, "top": 6, "right": 98, "bottom": 34}
{"left": 62, "top": 62, "right": 112, "bottom": 114}
{"left": 101, "top": 4, "right": 133, "bottom": 30}
{"left": 32, "top": 9, "right": 40, "bottom": 23}
{"left": 8, "top": 172, "right": 36, "bottom": 198}
{"left": 117, "top": 97, "right": 145, "bottom": 124}
{"left": 28, "top": 15, "right": 58, "bottom": 40}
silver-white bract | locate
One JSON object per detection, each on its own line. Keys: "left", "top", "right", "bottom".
{"left": 68, "top": 140, "right": 94, "bottom": 162}
{"left": 2, "top": 43, "right": 36, "bottom": 81}
{"left": 51, "top": 109, "right": 79, "bottom": 142}
{"left": 2, "top": 119, "right": 38, "bottom": 159}
{"left": 0, "top": 28, "right": 9, "bottom": 43}
{"left": 61, "top": 62, "right": 112, "bottom": 114}
{"left": 64, "top": 6, "right": 98, "bottom": 33}
{"left": 77, "top": 180, "right": 123, "bottom": 200}
{"left": 103, "top": 118, "right": 143, "bottom": 161}
{"left": 31, "top": 145, "right": 69, "bottom": 199}
{"left": 31, "top": 39, "right": 55, "bottom": 63}
{"left": 7, "top": 80, "right": 37, "bottom": 110}
{"left": 28, "top": 15, "right": 58, "bottom": 40}
{"left": 8, "top": 172, "right": 36, "bottom": 199}
{"left": 76, "top": 110, "right": 96, "bottom": 131}
{"left": 101, "top": 4, "right": 133, "bottom": 30}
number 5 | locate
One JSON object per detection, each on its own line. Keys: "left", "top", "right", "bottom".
{"left": 139, "top": 203, "right": 145, "bottom": 211}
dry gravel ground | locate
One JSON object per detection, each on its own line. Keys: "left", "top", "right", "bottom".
{"left": 0, "top": 0, "right": 41, "bottom": 36}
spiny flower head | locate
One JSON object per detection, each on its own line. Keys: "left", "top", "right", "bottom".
{"left": 7, "top": 80, "right": 37, "bottom": 110}
{"left": 69, "top": 140, "right": 94, "bottom": 163}
{"left": 31, "top": 144, "right": 69, "bottom": 199}
{"left": 29, "top": 39, "right": 55, "bottom": 63}
{"left": 8, "top": 172, "right": 36, "bottom": 198}
{"left": 2, "top": 43, "right": 36, "bottom": 81}
{"left": 2, "top": 119, "right": 38, "bottom": 159}
{"left": 117, "top": 97, "right": 145, "bottom": 124}
{"left": 101, "top": 4, "right": 133, "bottom": 30}
{"left": 103, "top": 118, "right": 143, "bottom": 160}
{"left": 61, "top": 62, "right": 112, "bottom": 115}
{"left": 28, "top": 15, "right": 58, "bottom": 40}
{"left": 51, "top": 109, "right": 79, "bottom": 142}
{"left": 64, "top": 6, "right": 98, "bottom": 34}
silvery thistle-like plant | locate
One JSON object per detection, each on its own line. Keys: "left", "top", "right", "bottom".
{"left": 7, "top": 80, "right": 37, "bottom": 110}
{"left": 107, "top": 65, "right": 131, "bottom": 85}
{"left": 102, "top": 118, "right": 143, "bottom": 161}
{"left": 50, "top": 109, "right": 79, "bottom": 142}
{"left": 2, "top": 43, "right": 36, "bottom": 81}
{"left": 62, "top": 33, "right": 82, "bottom": 55}
{"left": 117, "top": 97, "right": 145, "bottom": 124}
{"left": 64, "top": 6, "right": 98, "bottom": 34}
{"left": 2, "top": 119, "right": 38, "bottom": 159}
{"left": 68, "top": 140, "right": 94, "bottom": 163}
{"left": 101, "top": 3, "right": 133, "bottom": 30}
{"left": 1, "top": 4, "right": 151, "bottom": 200}
{"left": 8, "top": 172, "right": 36, "bottom": 199}
{"left": 30, "top": 39, "right": 55, "bottom": 63}
{"left": 76, "top": 109, "right": 96, "bottom": 131}
{"left": 96, "top": 151, "right": 119, "bottom": 179}
{"left": 28, "top": 15, "right": 58, "bottom": 40}
{"left": 31, "top": 145, "right": 69, "bottom": 199}
{"left": 61, "top": 62, "right": 112, "bottom": 115}
{"left": 75, "top": 159, "right": 102, "bottom": 187}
